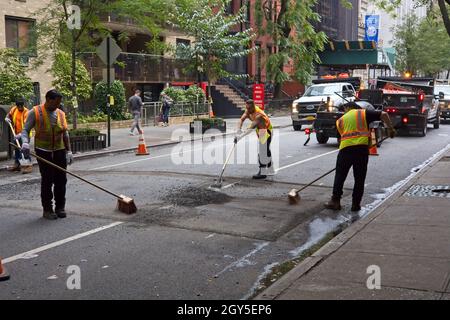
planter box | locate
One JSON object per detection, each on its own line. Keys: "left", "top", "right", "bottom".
{"left": 70, "top": 134, "right": 107, "bottom": 154}
{"left": 189, "top": 120, "right": 227, "bottom": 134}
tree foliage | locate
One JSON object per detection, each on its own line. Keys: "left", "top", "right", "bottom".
{"left": 0, "top": 48, "right": 34, "bottom": 105}
{"left": 93, "top": 80, "right": 126, "bottom": 120}
{"left": 51, "top": 51, "right": 92, "bottom": 102}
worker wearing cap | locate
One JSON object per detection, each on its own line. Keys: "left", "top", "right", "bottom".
{"left": 325, "top": 102, "right": 396, "bottom": 212}
{"left": 21, "top": 90, "right": 73, "bottom": 220}
{"left": 5, "top": 98, "right": 32, "bottom": 173}
{"left": 236, "top": 99, "right": 274, "bottom": 179}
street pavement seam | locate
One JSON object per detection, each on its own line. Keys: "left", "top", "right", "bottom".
{"left": 255, "top": 143, "right": 450, "bottom": 300}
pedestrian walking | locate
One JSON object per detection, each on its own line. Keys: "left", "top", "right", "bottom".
{"left": 5, "top": 98, "right": 32, "bottom": 173}
{"left": 236, "top": 99, "right": 274, "bottom": 179}
{"left": 21, "top": 90, "right": 73, "bottom": 220}
{"left": 324, "top": 101, "right": 396, "bottom": 212}
{"left": 160, "top": 93, "right": 173, "bottom": 127}
{"left": 129, "top": 89, "right": 143, "bottom": 135}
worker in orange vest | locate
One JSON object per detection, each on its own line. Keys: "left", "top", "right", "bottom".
{"left": 236, "top": 99, "right": 274, "bottom": 179}
{"left": 4, "top": 98, "right": 32, "bottom": 173}
{"left": 21, "top": 90, "right": 73, "bottom": 220}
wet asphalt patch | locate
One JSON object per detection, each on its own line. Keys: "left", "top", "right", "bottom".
{"left": 0, "top": 179, "right": 40, "bottom": 200}
{"left": 162, "top": 186, "right": 233, "bottom": 207}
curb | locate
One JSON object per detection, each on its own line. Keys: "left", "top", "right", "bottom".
{"left": 0, "top": 124, "right": 292, "bottom": 171}
{"left": 255, "top": 145, "right": 450, "bottom": 300}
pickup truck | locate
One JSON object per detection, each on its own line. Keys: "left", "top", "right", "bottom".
{"left": 291, "top": 79, "right": 357, "bottom": 131}
{"left": 435, "top": 84, "right": 450, "bottom": 120}
{"left": 376, "top": 77, "right": 439, "bottom": 137}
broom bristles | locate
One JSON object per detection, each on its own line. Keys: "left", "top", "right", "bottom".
{"left": 117, "top": 195, "right": 137, "bottom": 214}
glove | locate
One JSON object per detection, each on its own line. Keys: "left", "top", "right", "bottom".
{"left": 66, "top": 151, "right": 74, "bottom": 166}
{"left": 21, "top": 142, "right": 30, "bottom": 158}
{"left": 5, "top": 117, "right": 12, "bottom": 125}
{"left": 388, "top": 127, "right": 396, "bottom": 139}
{"left": 15, "top": 133, "right": 22, "bottom": 140}
{"left": 236, "top": 128, "right": 243, "bottom": 136}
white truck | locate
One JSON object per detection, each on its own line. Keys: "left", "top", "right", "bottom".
{"left": 291, "top": 78, "right": 357, "bottom": 131}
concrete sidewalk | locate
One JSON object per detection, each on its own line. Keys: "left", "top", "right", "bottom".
{"left": 257, "top": 146, "right": 450, "bottom": 300}
{"left": 0, "top": 116, "right": 292, "bottom": 170}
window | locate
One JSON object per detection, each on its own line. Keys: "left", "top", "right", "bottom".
{"left": 5, "top": 16, "right": 36, "bottom": 55}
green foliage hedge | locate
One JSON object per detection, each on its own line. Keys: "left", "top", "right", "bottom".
{"left": 93, "top": 80, "right": 127, "bottom": 120}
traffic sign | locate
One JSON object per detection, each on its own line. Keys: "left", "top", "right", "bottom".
{"left": 96, "top": 36, "right": 121, "bottom": 66}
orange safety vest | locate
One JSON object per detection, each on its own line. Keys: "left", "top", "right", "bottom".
{"left": 8, "top": 106, "right": 29, "bottom": 134}
{"left": 33, "top": 104, "right": 68, "bottom": 151}
{"left": 336, "top": 109, "right": 370, "bottom": 150}
{"left": 248, "top": 106, "right": 272, "bottom": 144}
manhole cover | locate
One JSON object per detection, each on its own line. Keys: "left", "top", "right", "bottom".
{"left": 405, "top": 185, "right": 450, "bottom": 198}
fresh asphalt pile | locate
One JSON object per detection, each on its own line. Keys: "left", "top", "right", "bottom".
{"left": 163, "top": 186, "right": 232, "bottom": 207}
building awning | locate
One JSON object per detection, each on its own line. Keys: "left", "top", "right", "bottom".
{"left": 318, "top": 40, "right": 394, "bottom": 70}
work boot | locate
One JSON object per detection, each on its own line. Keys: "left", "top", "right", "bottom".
{"left": 324, "top": 197, "right": 342, "bottom": 210}
{"left": 351, "top": 203, "right": 361, "bottom": 212}
{"left": 21, "top": 165, "right": 33, "bottom": 174}
{"left": 7, "top": 164, "right": 20, "bottom": 172}
{"left": 43, "top": 209, "right": 57, "bottom": 220}
{"left": 252, "top": 168, "right": 267, "bottom": 180}
{"left": 55, "top": 208, "right": 67, "bottom": 218}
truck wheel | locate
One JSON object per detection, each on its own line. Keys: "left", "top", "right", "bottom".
{"left": 420, "top": 123, "right": 427, "bottom": 137}
{"left": 293, "top": 124, "right": 302, "bottom": 131}
{"left": 433, "top": 115, "right": 440, "bottom": 129}
{"left": 316, "top": 132, "right": 329, "bottom": 144}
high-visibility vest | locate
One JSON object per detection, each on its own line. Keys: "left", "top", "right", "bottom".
{"left": 9, "top": 106, "right": 29, "bottom": 134}
{"left": 336, "top": 109, "right": 370, "bottom": 150}
{"left": 33, "top": 104, "right": 68, "bottom": 151}
{"left": 249, "top": 106, "right": 273, "bottom": 144}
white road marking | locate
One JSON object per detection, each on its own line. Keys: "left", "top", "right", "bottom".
{"left": 214, "top": 242, "right": 269, "bottom": 278}
{"left": 205, "top": 233, "right": 215, "bottom": 239}
{"left": 275, "top": 149, "right": 339, "bottom": 173}
{"left": 3, "top": 222, "right": 123, "bottom": 265}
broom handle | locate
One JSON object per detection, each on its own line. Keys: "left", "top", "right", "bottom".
{"left": 9, "top": 142, "right": 122, "bottom": 200}
{"left": 296, "top": 168, "right": 336, "bottom": 193}
{"left": 7, "top": 121, "right": 22, "bottom": 150}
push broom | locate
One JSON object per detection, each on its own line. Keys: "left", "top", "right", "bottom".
{"left": 288, "top": 168, "right": 336, "bottom": 205}
{"left": 9, "top": 142, "right": 137, "bottom": 214}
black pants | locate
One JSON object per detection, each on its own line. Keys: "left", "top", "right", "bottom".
{"left": 36, "top": 149, "right": 67, "bottom": 211}
{"left": 258, "top": 129, "right": 272, "bottom": 168}
{"left": 332, "top": 146, "right": 369, "bottom": 205}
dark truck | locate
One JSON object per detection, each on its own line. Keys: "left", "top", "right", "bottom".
{"left": 435, "top": 84, "right": 450, "bottom": 120}
{"left": 374, "top": 77, "right": 440, "bottom": 136}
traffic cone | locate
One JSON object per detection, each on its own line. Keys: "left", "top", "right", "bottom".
{"left": 135, "top": 130, "right": 149, "bottom": 156}
{"left": 368, "top": 128, "right": 379, "bottom": 156}
{"left": 0, "top": 257, "right": 10, "bottom": 282}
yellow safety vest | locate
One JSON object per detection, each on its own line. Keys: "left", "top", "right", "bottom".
{"left": 9, "top": 106, "right": 29, "bottom": 134}
{"left": 249, "top": 106, "right": 273, "bottom": 144}
{"left": 336, "top": 109, "right": 370, "bottom": 150}
{"left": 34, "top": 104, "right": 68, "bottom": 151}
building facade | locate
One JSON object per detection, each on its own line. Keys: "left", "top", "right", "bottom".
{"left": 0, "top": 0, "right": 53, "bottom": 104}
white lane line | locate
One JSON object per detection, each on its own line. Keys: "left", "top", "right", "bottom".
{"left": 3, "top": 222, "right": 123, "bottom": 265}
{"left": 91, "top": 130, "right": 296, "bottom": 171}
{"left": 214, "top": 242, "right": 269, "bottom": 278}
{"left": 275, "top": 149, "right": 339, "bottom": 173}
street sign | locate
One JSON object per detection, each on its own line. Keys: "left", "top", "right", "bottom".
{"left": 96, "top": 36, "right": 121, "bottom": 66}
{"left": 253, "top": 84, "right": 265, "bottom": 110}
{"left": 102, "top": 68, "right": 115, "bottom": 82}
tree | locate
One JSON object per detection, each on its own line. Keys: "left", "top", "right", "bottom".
{"left": 375, "top": 0, "right": 450, "bottom": 38}
{"left": 0, "top": 48, "right": 34, "bottom": 105}
{"left": 169, "top": 0, "right": 255, "bottom": 113}
{"left": 93, "top": 80, "right": 126, "bottom": 120}
{"left": 392, "top": 14, "right": 421, "bottom": 75}
{"left": 51, "top": 51, "right": 92, "bottom": 105}
{"left": 254, "top": 0, "right": 352, "bottom": 98}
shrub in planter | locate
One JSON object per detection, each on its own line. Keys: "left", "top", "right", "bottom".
{"left": 189, "top": 117, "right": 226, "bottom": 134}
{"left": 69, "top": 128, "right": 106, "bottom": 153}
{"left": 94, "top": 80, "right": 126, "bottom": 120}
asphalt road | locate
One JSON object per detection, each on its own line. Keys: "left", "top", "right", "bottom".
{"left": 1, "top": 120, "right": 450, "bottom": 299}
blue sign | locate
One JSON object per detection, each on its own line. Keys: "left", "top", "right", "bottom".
{"left": 365, "top": 15, "right": 380, "bottom": 42}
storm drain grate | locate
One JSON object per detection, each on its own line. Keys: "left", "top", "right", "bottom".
{"left": 405, "top": 185, "right": 450, "bottom": 198}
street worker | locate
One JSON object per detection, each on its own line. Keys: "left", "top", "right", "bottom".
{"left": 5, "top": 98, "right": 32, "bottom": 173}
{"left": 236, "top": 99, "right": 274, "bottom": 179}
{"left": 21, "top": 90, "right": 73, "bottom": 220}
{"left": 325, "top": 101, "right": 396, "bottom": 212}
{"left": 129, "top": 89, "right": 143, "bottom": 135}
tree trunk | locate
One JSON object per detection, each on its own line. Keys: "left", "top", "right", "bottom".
{"left": 71, "top": 32, "right": 77, "bottom": 129}
{"left": 438, "top": 0, "right": 450, "bottom": 38}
